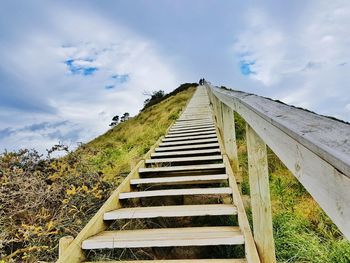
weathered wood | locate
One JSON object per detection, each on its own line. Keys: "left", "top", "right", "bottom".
{"left": 145, "top": 155, "right": 222, "bottom": 164}
{"left": 168, "top": 127, "right": 216, "bottom": 135}
{"left": 165, "top": 130, "right": 217, "bottom": 138}
{"left": 139, "top": 163, "right": 225, "bottom": 173}
{"left": 223, "top": 155, "right": 260, "bottom": 263}
{"left": 208, "top": 84, "right": 350, "bottom": 239}
{"left": 151, "top": 148, "right": 221, "bottom": 158}
{"left": 209, "top": 85, "right": 350, "bottom": 179}
{"left": 130, "top": 174, "right": 228, "bottom": 186}
{"left": 170, "top": 124, "right": 215, "bottom": 132}
{"left": 155, "top": 143, "right": 220, "bottom": 152}
{"left": 159, "top": 138, "right": 218, "bottom": 147}
{"left": 221, "top": 102, "right": 239, "bottom": 175}
{"left": 246, "top": 124, "right": 276, "bottom": 263}
{"left": 59, "top": 236, "right": 74, "bottom": 259}
{"left": 119, "top": 187, "right": 232, "bottom": 199}
{"left": 56, "top": 136, "right": 165, "bottom": 263}
{"left": 82, "top": 226, "right": 244, "bottom": 249}
{"left": 84, "top": 259, "right": 247, "bottom": 263}
{"left": 104, "top": 204, "right": 237, "bottom": 220}
{"left": 162, "top": 134, "right": 217, "bottom": 142}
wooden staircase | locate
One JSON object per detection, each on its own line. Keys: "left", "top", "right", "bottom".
{"left": 57, "top": 87, "right": 260, "bottom": 262}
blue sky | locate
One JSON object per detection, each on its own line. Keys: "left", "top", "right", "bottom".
{"left": 0, "top": 0, "right": 349, "bottom": 153}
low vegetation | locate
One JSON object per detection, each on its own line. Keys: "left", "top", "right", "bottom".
{"left": 0, "top": 85, "right": 196, "bottom": 262}
{"left": 234, "top": 112, "right": 350, "bottom": 263}
{"left": 1, "top": 83, "right": 349, "bottom": 262}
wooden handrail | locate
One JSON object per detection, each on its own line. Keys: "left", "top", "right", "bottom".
{"left": 205, "top": 82, "right": 350, "bottom": 241}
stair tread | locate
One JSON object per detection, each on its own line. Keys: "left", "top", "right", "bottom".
{"left": 130, "top": 174, "right": 228, "bottom": 185}
{"left": 84, "top": 259, "right": 246, "bottom": 263}
{"left": 145, "top": 155, "right": 222, "bottom": 164}
{"left": 119, "top": 187, "right": 232, "bottom": 199}
{"left": 169, "top": 127, "right": 216, "bottom": 135}
{"left": 104, "top": 204, "right": 237, "bottom": 220}
{"left": 172, "top": 122, "right": 214, "bottom": 128}
{"left": 155, "top": 143, "right": 220, "bottom": 152}
{"left": 139, "top": 163, "right": 225, "bottom": 173}
{"left": 160, "top": 138, "right": 218, "bottom": 147}
{"left": 151, "top": 149, "right": 221, "bottom": 157}
{"left": 170, "top": 125, "right": 215, "bottom": 132}
{"left": 165, "top": 130, "right": 217, "bottom": 138}
{"left": 82, "top": 226, "right": 244, "bottom": 249}
{"left": 163, "top": 134, "right": 217, "bottom": 142}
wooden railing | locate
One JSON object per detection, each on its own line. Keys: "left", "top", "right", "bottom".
{"left": 205, "top": 82, "right": 350, "bottom": 262}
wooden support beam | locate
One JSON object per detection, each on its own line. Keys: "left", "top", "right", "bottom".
{"left": 246, "top": 124, "right": 276, "bottom": 263}
{"left": 59, "top": 236, "right": 74, "bottom": 259}
{"left": 221, "top": 102, "right": 239, "bottom": 176}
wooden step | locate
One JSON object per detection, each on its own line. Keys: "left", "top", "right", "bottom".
{"left": 145, "top": 155, "right": 222, "bottom": 164}
{"left": 163, "top": 134, "right": 217, "bottom": 142}
{"left": 168, "top": 127, "right": 216, "bottom": 135}
{"left": 139, "top": 163, "right": 225, "bottom": 174}
{"left": 130, "top": 174, "right": 228, "bottom": 186}
{"left": 159, "top": 138, "right": 218, "bottom": 147}
{"left": 170, "top": 125, "right": 215, "bottom": 132}
{"left": 119, "top": 187, "right": 232, "bottom": 199}
{"left": 84, "top": 259, "right": 247, "bottom": 263}
{"left": 82, "top": 226, "right": 244, "bottom": 249}
{"left": 165, "top": 130, "right": 217, "bottom": 138}
{"left": 104, "top": 204, "right": 237, "bottom": 220}
{"left": 172, "top": 122, "right": 213, "bottom": 128}
{"left": 155, "top": 143, "right": 220, "bottom": 152}
{"left": 151, "top": 148, "right": 221, "bottom": 158}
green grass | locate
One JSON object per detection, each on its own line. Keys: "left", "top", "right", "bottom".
{"left": 234, "top": 112, "right": 350, "bottom": 263}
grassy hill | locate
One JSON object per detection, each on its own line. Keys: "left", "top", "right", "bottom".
{"left": 0, "top": 85, "right": 196, "bottom": 262}
{"left": 0, "top": 84, "right": 349, "bottom": 262}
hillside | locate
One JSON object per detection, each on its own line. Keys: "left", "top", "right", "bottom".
{"left": 1, "top": 83, "right": 349, "bottom": 263}
{"left": 0, "top": 85, "right": 196, "bottom": 262}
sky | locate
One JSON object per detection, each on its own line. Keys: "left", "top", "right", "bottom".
{"left": 0, "top": 0, "right": 349, "bottom": 153}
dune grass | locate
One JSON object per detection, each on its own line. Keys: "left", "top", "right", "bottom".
{"left": 0, "top": 86, "right": 195, "bottom": 262}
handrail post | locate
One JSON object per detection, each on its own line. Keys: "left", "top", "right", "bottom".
{"left": 246, "top": 124, "right": 276, "bottom": 263}
{"left": 59, "top": 236, "right": 74, "bottom": 259}
{"left": 221, "top": 102, "right": 240, "bottom": 175}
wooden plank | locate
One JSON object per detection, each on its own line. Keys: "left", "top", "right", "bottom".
{"left": 168, "top": 127, "right": 216, "bottom": 135}
{"left": 82, "top": 226, "right": 244, "bottom": 249}
{"left": 84, "top": 259, "right": 247, "bottom": 263}
{"left": 59, "top": 236, "right": 73, "bottom": 259}
{"left": 104, "top": 204, "right": 237, "bottom": 220}
{"left": 130, "top": 174, "right": 228, "bottom": 186}
{"left": 165, "top": 130, "right": 217, "bottom": 138}
{"left": 221, "top": 102, "right": 239, "bottom": 174}
{"left": 209, "top": 85, "right": 350, "bottom": 240}
{"left": 172, "top": 122, "right": 214, "bottom": 128}
{"left": 119, "top": 187, "right": 233, "bottom": 199}
{"left": 56, "top": 136, "right": 165, "bottom": 263}
{"left": 155, "top": 143, "right": 220, "bottom": 152}
{"left": 170, "top": 124, "right": 215, "bottom": 132}
{"left": 159, "top": 138, "right": 218, "bottom": 147}
{"left": 163, "top": 134, "right": 217, "bottom": 142}
{"left": 151, "top": 148, "right": 221, "bottom": 158}
{"left": 145, "top": 155, "right": 222, "bottom": 164}
{"left": 210, "top": 85, "right": 350, "bottom": 179}
{"left": 139, "top": 163, "right": 225, "bottom": 173}
{"left": 246, "top": 124, "right": 276, "bottom": 263}
{"left": 222, "top": 155, "right": 260, "bottom": 263}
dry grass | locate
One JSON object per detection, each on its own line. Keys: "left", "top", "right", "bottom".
{"left": 0, "top": 86, "right": 195, "bottom": 262}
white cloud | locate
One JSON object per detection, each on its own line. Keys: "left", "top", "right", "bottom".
{"left": 0, "top": 5, "right": 179, "bottom": 153}
{"left": 233, "top": 1, "right": 350, "bottom": 121}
